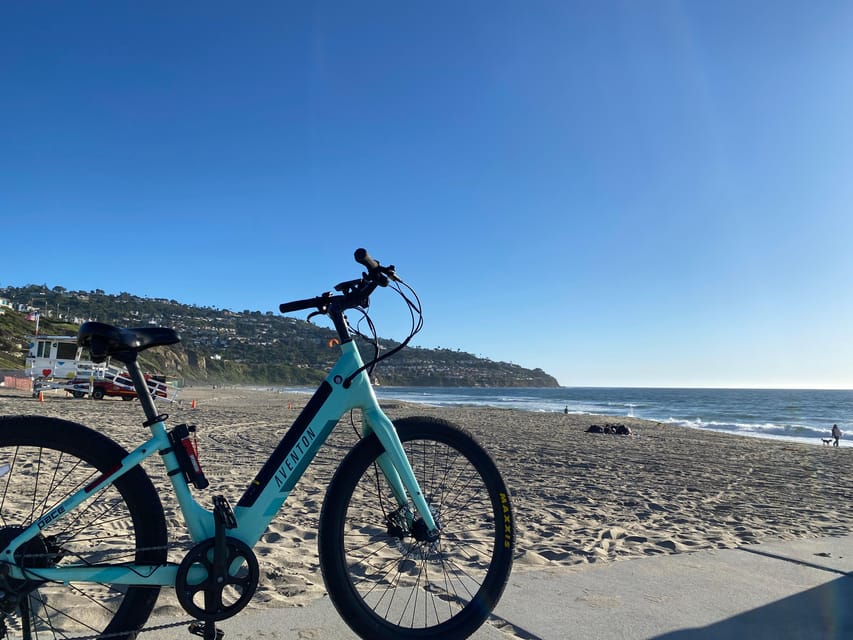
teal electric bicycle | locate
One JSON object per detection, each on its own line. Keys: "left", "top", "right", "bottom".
{"left": 0, "top": 249, "right": 514, "bottom": 640}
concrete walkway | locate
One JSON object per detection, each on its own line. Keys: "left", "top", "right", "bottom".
{"left": 145, "top": 535, "right": 853, "bottom": 639}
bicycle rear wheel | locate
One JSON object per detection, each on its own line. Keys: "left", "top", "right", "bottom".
{"left": 0, "top": 416, "right": 168, "bottom": 640}
{"left": 319, "top": 417, "right": 514, "bottom": 640}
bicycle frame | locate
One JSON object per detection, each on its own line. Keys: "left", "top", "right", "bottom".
{"left": 1, "top": 340, "right": 438, "bottom": 587}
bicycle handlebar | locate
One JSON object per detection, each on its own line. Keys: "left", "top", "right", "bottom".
{"left": 354, "top": 248, "right": 379, "bottom": 272}
{"left": 279, "top": 248, "right": 395, "bottom": 315}
{"left": 279, "top": 295, "right": 331, "bottom": 314}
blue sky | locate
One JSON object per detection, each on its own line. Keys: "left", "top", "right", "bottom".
{"left": 2, "top": 2, "right": 852, "bottom": 389}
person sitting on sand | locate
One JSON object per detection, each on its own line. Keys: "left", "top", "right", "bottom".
{"left": 832, "top": 424, "right": 842, "bottom": 447}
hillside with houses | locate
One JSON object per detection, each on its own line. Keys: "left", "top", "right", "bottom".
{"left": 0, "top": 285, "right": 559, "bottom": 388}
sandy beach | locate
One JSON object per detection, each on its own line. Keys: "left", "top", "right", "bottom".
{"left": 2, "top": 384, "right": 853, "bottom": 618}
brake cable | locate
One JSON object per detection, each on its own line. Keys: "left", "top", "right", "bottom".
{"left": 343, "top": 277, "right": 423, "bottom": 388}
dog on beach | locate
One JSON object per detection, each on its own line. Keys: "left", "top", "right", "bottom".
{"left": 822, "top": 438, "right": 833, "bottom": 445}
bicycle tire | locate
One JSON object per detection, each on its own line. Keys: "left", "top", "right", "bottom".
{"left": 319, "top": 417, "right": 514, "bottom": 640}
{"left": 0, "top": 415, "right": 168, "bottom": 640}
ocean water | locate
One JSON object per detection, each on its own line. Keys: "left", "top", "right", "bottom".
{"left": 367, "top": 386, "right": 853, "bottom": 447}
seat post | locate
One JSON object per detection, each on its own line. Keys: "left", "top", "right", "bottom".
{"left": 123, "top": 355, "right": 161, "bottom": 425}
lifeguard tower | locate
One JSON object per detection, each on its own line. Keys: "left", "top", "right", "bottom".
{"left": 25, "top": 335, "right": 172, "bottom": 400}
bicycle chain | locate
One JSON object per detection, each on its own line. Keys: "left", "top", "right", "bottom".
{"left": 4, "top": 601, "right": 195, "bottom": 640}
{"left": 49, "top": 617, "right": 195, "bottom": 640}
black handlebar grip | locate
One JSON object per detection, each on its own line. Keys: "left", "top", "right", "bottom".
{"left": 354, "top": 248, "right": 380, "bottom": 271}
{"left": 280, "top": 297, "right": 322, "bottom": 313}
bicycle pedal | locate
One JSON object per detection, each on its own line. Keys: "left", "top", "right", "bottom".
{"left": 188, "top": 620, "right": 225, "bottom": 640}
{"left": 213, "top": 495, "right": 237, "bottom": 529}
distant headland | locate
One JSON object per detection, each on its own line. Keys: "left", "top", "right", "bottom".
{"left": 0, "top": 284, "right": 559, "bottom": 388}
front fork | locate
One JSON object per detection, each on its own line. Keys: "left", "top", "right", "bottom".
{"left": 362, "top": 408, "right": 439, "bottom": 538}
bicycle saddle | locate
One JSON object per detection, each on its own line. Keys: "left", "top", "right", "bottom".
{"left": 78, "top": 321, "right": 181, "bottom": 363}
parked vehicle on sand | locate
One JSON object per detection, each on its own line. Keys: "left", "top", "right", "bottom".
{"left": 69, "top": 374, "right": 168, "bottom": 400}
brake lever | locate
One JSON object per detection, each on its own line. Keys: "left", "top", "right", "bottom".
{"left": 305, "top": 292, "right": 333, "bottom": 321}
{"left": 369, "top": 265, "right": 400, "bottom": 287}
{"left": 384, "top": 265, "right": 400, "bottom": 283}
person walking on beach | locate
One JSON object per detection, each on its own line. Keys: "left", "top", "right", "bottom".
{"left": 832, "top": 424, "right": 842, "bottom": 447}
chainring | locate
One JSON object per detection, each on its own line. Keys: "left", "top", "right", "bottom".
{"left": 175, "top": 537, "right": 259, "bottom": 622}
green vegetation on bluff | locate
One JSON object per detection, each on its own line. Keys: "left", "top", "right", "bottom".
{"left": 0, "top": 284, "right": 559, "bottom": 387}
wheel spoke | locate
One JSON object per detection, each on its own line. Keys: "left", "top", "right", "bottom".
{"left": 0, "top": 416, "right": 167, "bottom": 640}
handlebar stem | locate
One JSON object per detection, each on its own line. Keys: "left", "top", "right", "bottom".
{"left": 329, "top": 303, "right": 353, "bottom": 344}
{"left": 327, "top": 278, "right": 379, "bottom": 344}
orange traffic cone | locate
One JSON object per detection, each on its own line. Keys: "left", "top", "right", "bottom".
{"left": 38, "top": 391, "right": 44, "bottom": 402}
{"left": 191, "top": 399, "right": 197, "bottom": 409}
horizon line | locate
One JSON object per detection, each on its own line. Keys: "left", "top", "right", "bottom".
{"left": 558, "top": 384, "right": 853, "bottom": 392}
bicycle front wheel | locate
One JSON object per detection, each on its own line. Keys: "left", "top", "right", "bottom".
{"left": 319, "top": 417, "right": 514, "bottom": 640}
{"left": 0, "top": 416, "right": 168, "bottom": 640}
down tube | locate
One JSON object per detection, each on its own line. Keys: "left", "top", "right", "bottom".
{"left": 233, "top": 380, "right": 342, "bottom": 545}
